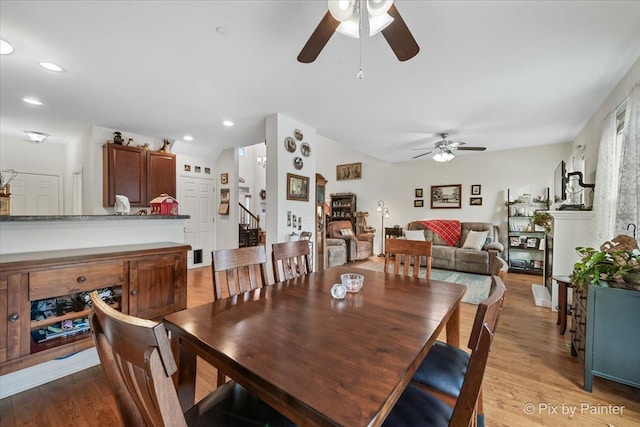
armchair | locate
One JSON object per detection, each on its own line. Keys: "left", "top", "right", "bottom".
{"left": 327, "top": 220, "right": 374, "bottom": 261}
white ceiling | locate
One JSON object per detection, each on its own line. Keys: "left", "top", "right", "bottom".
{"left": 1, "top": 0, "right": 639, "bottom": 163}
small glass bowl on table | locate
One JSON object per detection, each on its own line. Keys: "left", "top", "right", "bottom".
{"left": 340, "top": 273, "right": 364, "bottom": 293}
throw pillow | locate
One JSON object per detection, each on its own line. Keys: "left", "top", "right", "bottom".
{"left": 404, "top": 230, "right": 426, "bottom": 241}
{"left": 340, "top": 228, "right": 354, "bottom": 236}
{"left": 462, "top": 230, "right": 489, "bottom": 251}
{"left": 482, "top": 236, "right": 493, "bottom": 250}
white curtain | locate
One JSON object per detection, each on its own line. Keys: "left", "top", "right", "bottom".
{"left": 616, "top": 82, "right": 640, "bottom": 238}
{"left": 592, "top": 112, "right": 619, "bottom": 246}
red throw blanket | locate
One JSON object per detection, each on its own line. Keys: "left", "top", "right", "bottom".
{"left": 418, "top": 220, "right": 461, "bottom": 246}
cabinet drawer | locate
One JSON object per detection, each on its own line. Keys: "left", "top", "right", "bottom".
{"left": 29, "top": 261, "right": 125, "bottom": 300}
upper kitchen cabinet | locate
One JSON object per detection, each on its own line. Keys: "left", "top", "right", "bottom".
{"left": 147, "top": 151, "right": 176, "bottom": 204}
{"left": 103, "top": 143, "right": 176, "bottom": 207}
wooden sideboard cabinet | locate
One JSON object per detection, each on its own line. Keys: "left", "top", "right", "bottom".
{"left": 0, "top": 242, "right": 190, "bottom": 375}
{"left": 570, "top": 282, "right": 640, "bottom": 391}
{"left": 103, "top": 143, "right": 176, "bottom": 207}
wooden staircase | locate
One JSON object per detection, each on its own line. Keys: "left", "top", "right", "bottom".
{"left": 239, "top": 203, "right": 264, "bottom": 247}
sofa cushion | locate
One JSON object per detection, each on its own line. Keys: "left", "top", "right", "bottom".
{"left": 462, "top": 230, "right": 489, "bottom": 251}
{"left": 459, "top": 222, "right": 494, "bottom": 248}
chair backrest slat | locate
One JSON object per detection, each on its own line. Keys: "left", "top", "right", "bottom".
{"left": 89, "top": 291, "right": 188, "bottom": 427}
{"left": 212, "top": 246, "right": 268, "bottom": 301}
{"left": 383, "top": 239, "right": 432, "bottom": 279}
{"left": 467, "top": 275, "right": 506, "bottom": 351}
{"left": 449, "top": 324, "right": 493, "bottom": 427}
{"left": 272, "top": 240, "right": 311, "bottom": 282}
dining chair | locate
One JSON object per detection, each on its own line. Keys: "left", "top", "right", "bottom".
{"left": 271, "top": 240, "right": 312, "bottom": 282}
{"left": 88, "top": 291, "right": 294, "bottom": 427}
{"left": 211, "top": 245, "right": 268, "bottom": 301}
{"left": 410, "top": 275, "right": 506, "bottom": 424}
{"left": 211, "top": 245, "right": 269, "bottom": 386}
{"left": 383, "top": 323, "right": 494, "bottom": 427}
{"left": 384, "top": 238, "right": 432, "bottom": 279}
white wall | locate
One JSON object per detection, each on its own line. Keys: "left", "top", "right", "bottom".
{"left": 317, "top": 135, "right": 571, "bottom": 254}
{"left": 216, "top": 147, "right": 238, "bottom": 249}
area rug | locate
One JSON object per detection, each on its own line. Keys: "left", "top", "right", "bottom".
{"left": 356, "top": 260, "right": 491, "bottom": 305}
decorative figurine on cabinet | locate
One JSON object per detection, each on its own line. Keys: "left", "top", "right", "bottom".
{"left": 113, "top": 131, "right": 123, "bottom": 145}
{"left": 160, "top": 139, "right": 172, "bottom": 153}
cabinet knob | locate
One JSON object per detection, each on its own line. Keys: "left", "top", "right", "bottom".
{"left": 8, "top": 313, "right": 19, "bottom": 322}
{"left": 77, "top": 276, "right": 87, "bottom": 283}
{"left": 130, "top": 289, "right": 138, "bottom": 296}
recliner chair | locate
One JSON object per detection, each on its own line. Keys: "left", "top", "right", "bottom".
{"left": 327, "top": 220, "right": 374, "bottom": 261}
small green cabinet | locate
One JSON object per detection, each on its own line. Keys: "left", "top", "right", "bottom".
{"left": 583, "top": 282, "right": 640, "bottom": 391}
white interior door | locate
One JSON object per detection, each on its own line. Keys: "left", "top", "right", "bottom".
{"left": 179, "top": 176, "right": 215, "bottom": 268}
{"left": 9, "top": 172, "right": 61, "bottom": 215}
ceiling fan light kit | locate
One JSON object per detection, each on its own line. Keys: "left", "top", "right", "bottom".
{"left": 412, "top": 133, "right": 487, "bottom": 162}
{"left": 298, "top": 0, "right": 418, "bottom": 64}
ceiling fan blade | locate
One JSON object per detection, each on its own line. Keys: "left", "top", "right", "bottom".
{"left": 446, "top": 141, "right": 465, "bottom": 148}
{"left": 456, "top": 146, "right": 487, "bottom": 151}
{"left": 412, "top": 150, "right": 433, "bottom": 159}
{"left": 297, "top": 11, "right": 340, "bottom": 63}
{"left": 381, "top": 4, "right": 419, "bottom": 62}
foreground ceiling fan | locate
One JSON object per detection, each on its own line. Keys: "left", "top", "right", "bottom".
{"left": 297, "top": 0, "right": 419, "bottom": 63}
{"left": 412, "top": 133, "right": 487, "bottom": 162}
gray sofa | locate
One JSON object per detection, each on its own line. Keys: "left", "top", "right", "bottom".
{"left": 406, "top": 221, "right": 504, "bottom": 275}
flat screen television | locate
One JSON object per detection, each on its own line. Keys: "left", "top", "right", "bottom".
{"left": 554, "top": 160, "right": 566, "bottom": 203}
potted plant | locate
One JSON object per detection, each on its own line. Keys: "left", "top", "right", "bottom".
{"left": 571, "top": 246, "right": 640, "bottom": 289}
{"left": 532, "top": 211, "right": 553, "bottom": 233}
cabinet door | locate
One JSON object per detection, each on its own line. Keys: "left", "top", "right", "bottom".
{"left": 147, "top": 151, "right": 176, "bottom": 203}
{"left": 0, "top": 274, "right": 30, "bottom": 363}
{"left": 103, "top": 144, "right": 146, "bottom": 206}
{"left": 128, "top": 253, "right": 186, "bottom": 319}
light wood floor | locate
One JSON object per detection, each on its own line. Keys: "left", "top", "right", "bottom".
{"left": 1, "top": 262, "right": 639, "bottom": 426}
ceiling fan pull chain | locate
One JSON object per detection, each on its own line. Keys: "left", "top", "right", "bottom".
{"left": 357, "top": 0, "right": 364, "bottom": 79}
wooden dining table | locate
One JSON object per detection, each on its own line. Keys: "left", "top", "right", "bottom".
{"left": 163, "top": 265, "right": 466, "bottom": 427}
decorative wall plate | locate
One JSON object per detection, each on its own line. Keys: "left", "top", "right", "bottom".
{"left": 294, "top": 129, "right": 303, "bottom": 141}
{"left": 301, "top": 142, "right": 311, "bottom": 157}
{"left": 285, "top": 136, "right": 296, "bottom": 152}
{"left": 294, "top": 156, "right": 303, "bottom": 170}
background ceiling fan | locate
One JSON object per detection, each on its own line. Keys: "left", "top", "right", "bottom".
{"left": 297, "top": 0, "right": 419, "bottom": 63}
{"left": 412, "top": 133, "right": 487, "bottom": 162}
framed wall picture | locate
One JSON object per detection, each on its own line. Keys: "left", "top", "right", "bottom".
{"left": 471, "top": 184, "right": 481, "bottom": 195}
{"left": 286, "top": 173, "right": 309, "bottom": 201}
{"left": 430, "top": 184, "right": 462, "bottom": 209}
{"left": 470, "top": 197, "right": 482, "bottom": 206}
{"left": 336, "top": 162, "right": 362, "bottom": 181}
{"left": 220, "top": 173, "right": 228, "bottom": 185}
{"left": 414, "top": 199, "right": 424, "bottom": 207}
{"left": 415, "top": 188, "right": 423, "bottom": 198}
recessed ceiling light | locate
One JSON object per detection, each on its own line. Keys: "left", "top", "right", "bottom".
{"left": 22, "top": 97, "right": 43, "bottom": 106}
{"left": 0, "top": 38, "right": 14, "bottom": 55}
{"left": 24, "top": 130, "right": 49, "bottom": 143}
{"left": 222, "top": 120, "right": 234, "bottom": 127}
{"left": 38, "top": 61, "right": 65, "bottom": 72}
{"left": 183, "top": 135, "right": 193, "bottom": 141}
{"left": 216, "top": 27, "right": 229, "bottom": 36}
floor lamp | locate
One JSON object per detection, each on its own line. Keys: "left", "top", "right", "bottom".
{"left": 377, "top": 200, "right": 390, "bottom": 257}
